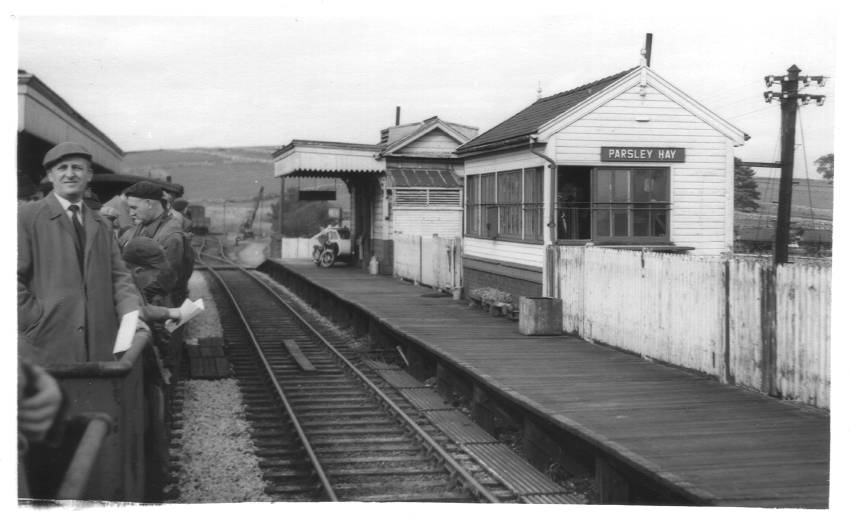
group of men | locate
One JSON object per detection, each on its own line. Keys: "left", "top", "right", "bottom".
{"left": 18, "top": 141, "right": 194, "bottom": 365}
{"left": 17, "top": 142, "right": 196, "bottom": 498}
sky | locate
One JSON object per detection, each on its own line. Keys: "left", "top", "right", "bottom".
{"left": 7, "top": 1, "right": 840, "bottom": 181}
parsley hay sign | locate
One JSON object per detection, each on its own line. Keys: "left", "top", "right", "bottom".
{"left": 601, "top": 147, "right": 685, "bottom": 162}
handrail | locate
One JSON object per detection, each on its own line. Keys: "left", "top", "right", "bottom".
{"left": 56, "top": 413, "right": 113, "bottom": 500}
{"left": 46, "top": 329, "right": 151, "bottom": 378}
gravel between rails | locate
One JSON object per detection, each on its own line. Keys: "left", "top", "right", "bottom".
{"left": 166, "top": 271, "right": 273, "bottom": 503}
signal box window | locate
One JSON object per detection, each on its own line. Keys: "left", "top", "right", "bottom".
{"left": 557, "top": 166, "right": 670, "bottom": 243}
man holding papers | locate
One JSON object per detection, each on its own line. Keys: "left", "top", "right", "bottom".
{"left": 18, "top": 142, "right": 142, "bottom": 364}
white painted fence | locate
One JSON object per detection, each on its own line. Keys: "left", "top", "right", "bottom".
{"left": 280, "top": 238, "right": 314, "bottom": 259}
{"left": 547, "top": 246, "right": 831, "bottom": 409}
{"left": 393, "top": 234, "right": 462, "bottom": 291}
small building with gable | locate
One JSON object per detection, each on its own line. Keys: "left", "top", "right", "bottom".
{"left": 455, "top": 64, "right": 749, "bottom": 297}
{"left": 273, "top": 115, "right": 477, "bottom": 272}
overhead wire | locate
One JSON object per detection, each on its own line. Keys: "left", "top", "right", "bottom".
{"left": 797, "top": 108, "right": 822, "bottom": 251}
{"left": 754, "top": 123, "right": 781, "bottom": 244}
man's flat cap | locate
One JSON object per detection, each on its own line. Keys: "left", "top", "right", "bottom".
{"left": 125, "top": 181, "right": 164, "bottom": 201}
{"left": 172, "top": 199, "right": 189, "bottom": 212}
{"left": 123, "top": 237, "right": 168, "bottom": 269}
{"left": 43, "top": 142, "right": 93, "bottom": 170}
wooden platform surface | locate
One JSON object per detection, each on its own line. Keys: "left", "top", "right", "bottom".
{"left": 270, "top": 259, "right": 830, "bottom": 507}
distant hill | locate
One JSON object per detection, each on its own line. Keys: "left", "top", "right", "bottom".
{"left": 121, "top": 146, "right": 280, "bottom": 203}
{"left": 752, "top": 177, "right": 833, "bottom": 214}
{"left": 735, "top": 177, "right": 833, "bottom": 243}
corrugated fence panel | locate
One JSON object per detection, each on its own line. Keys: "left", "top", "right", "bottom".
{"left": 728, "top": 258, "right": 764, "bottom": 390}
{"left": 430, "top": 237, "right": 461, "bottom": 291}
{"left": 545, "top": 248, "right": 830, "bottom": 408}
{"left": 556, "top": 247, "right": 725, "bottom": 377}
{"left": 554, "top": 247, "right": 585, "bottom": 335}
{"left": 775, "top": 263, "right": 831, "bottom": 408}
{"left": 393, "top": 235, "right": 461, "bottom": 291}
{"left": 421, "top": 238, "right": 439, "bottom": 287}
{"left": 393, "top": 234, "right": 421, "bottom": 282}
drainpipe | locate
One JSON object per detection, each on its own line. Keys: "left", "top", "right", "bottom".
{"left": 529, "top": 135, "right": 558, "bottom": 298}
{"left": 528, "top": 135, "right": 557, "bottom": 244}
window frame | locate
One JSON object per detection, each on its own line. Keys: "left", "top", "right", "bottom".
{"left": 464, "top": 167, "right": 544, "bottom": 243}
{"left": 589, "top": 166, "right": 671, "bottom": 244}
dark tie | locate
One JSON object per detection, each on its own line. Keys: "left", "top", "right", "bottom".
{"left": 69, "top": 205, "right": 85, "bottom": 272}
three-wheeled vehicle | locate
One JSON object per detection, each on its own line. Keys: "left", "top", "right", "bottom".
{"left": 311, "top": 226, "right": 355, "bottom": 267}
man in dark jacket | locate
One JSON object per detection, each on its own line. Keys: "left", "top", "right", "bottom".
{"left": 121, "top": 181, "right": 190, "bottom": 305}
{"left": 18, "top": 142, "right": 142, "bottom": 364}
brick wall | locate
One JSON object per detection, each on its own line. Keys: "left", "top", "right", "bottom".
{"left": 463, "top": 265, "right": 542, "bottom": 301}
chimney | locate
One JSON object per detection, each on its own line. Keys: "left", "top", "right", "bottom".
{"left": 644, "top": 33, "right": 653, "bottom": 67}
{"left": 395, "top": 106, "right": 401, "bottom": 126}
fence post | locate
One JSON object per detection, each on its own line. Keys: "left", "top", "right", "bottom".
{"left": 760, "top": 265, "right": 778, "bottom": 396}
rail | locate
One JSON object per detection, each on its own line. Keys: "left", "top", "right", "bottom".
{"left": 197, "top": 241, "right": 338, "bottom": 501}
{"left": 199, "top": 236, "right": 500, "bottom": 502}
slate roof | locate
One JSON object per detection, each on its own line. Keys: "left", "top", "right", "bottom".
{"left": 456, "top": 67, "right": 638, "bottom": 155}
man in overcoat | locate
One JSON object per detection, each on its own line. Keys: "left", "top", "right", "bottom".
{"left": 18, "top": 142, "right": 142, "bottom": 364}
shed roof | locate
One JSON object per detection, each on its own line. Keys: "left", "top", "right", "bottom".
{"left": 387, "top": 168, "right": 461, "bottom": 188}
{"left": 18, "top": 70, "right": 124, "bottom": 163}
{"left": 456, "top": 68, "right": 637, "bottom": 155}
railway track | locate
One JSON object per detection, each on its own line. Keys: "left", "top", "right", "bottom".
{"left": 196, "top": 240, "right": 512, "bottom": 502}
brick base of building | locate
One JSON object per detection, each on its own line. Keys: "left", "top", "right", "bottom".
{"left": 462, "top": 258, "right": 542, "bottom": 300}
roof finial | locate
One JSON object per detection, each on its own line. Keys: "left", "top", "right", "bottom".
{"left": 537, "top": 80, "right": 542, "bottom": 100}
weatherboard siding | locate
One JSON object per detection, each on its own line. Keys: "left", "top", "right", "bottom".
{"left": 396, "top": 129, "right": 461, "bottom": 155}
{"left": 462, "top": 149, "right": 545, "bottom": 176}
{"left": 552, "top": 84, "right": 734, "bottom": 255}
{"left": 393, "top": 208, "right": 462, "bottom": 237}
{"left": 463, "top": 237, "right": 544, "bottom": 269}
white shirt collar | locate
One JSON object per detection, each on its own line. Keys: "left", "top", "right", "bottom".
{"left": 53, "top": 193, "right": 84, "bottom": 216}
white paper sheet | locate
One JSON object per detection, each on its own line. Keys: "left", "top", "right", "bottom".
{"left": 165, "top": 298, "right": 204, "bottom": 333}
{"left": 112, "top": 310, "right": 139, "bottom": 355}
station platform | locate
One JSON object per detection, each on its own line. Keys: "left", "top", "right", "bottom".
{"left": 261, "top": 259, "right": 829, "bottom": 508}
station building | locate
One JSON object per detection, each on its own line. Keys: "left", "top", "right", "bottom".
{"left": 273, "top": 116, "right": 478, "bottom": 273}
{"left": 455, "top": 65, "right": 749, "bottom": 297}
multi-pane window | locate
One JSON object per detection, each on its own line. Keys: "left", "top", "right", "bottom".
{"left": 593, "top": 168, "right": 669, "bottom": 241}
{"left": 556, "top": 166, "right": 670, "bottom": 243}
{"left": 465, "top": 167, "right": 543, "bottom": 242}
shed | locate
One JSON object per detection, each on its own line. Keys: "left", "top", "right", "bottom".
{"left": 455, "top": 64, "right": 749, "bottom": 297}
{"left": 273, "top": 116, "right": 477, "bottom": 272}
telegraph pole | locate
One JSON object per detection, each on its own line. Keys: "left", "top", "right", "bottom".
{"left": 762, "top": 65, "right": 826, "bottom": 264}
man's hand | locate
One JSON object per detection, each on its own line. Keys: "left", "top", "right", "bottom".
{"left": 18, "top": 363, "right": 63, "bottom": 443}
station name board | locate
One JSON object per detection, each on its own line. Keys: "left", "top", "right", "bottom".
{"left": 601, "top": 147, "right": 685, "bottom": 162}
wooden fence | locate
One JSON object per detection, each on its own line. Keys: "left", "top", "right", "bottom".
{"left": 280, "top": 237, "right": 314, "bottom": 259}
{"left": 393, "top": 234, "right": 462, "bottom": 292}
{"left": 546, "top": 246, "right": 831, "bottom": 409}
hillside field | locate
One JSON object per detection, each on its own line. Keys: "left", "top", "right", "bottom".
{"left": 121, "top": 146, "right": 281, "bottom": 203}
